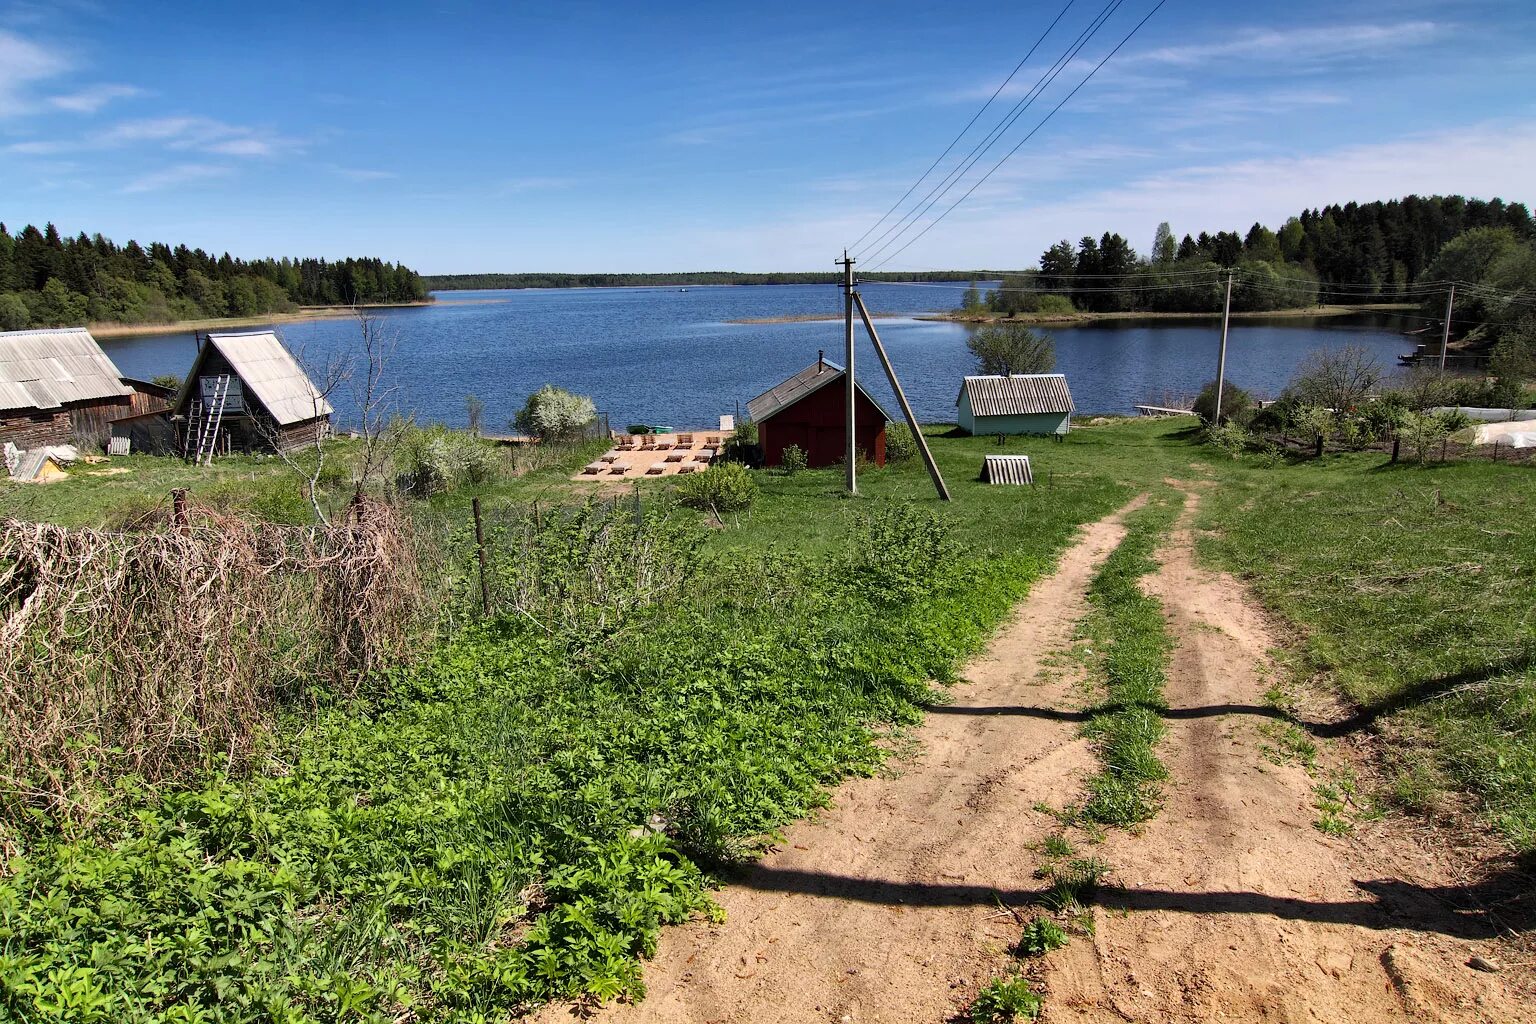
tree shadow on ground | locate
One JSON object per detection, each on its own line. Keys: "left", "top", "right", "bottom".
{"left": 931, "top": 651, "right": 1533, "bottom": 739}
{"left": 725, "top": 853, "right": 1536, "bottom": 941}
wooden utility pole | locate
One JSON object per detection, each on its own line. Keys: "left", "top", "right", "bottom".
{"left": 853, "top": 293, "right": 950, "bottom": 501}
{"left": 838, "top": 250, "right": 857, "bottom": 494}
{"left": 1213, "top": 271, "right": 1233, "bottom": 423}
{"left": 1439, "top": 284, "right": 1456, "bottom": 373}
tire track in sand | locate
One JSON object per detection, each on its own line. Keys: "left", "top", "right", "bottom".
{"left": 1045, "top": 487, "right": 1526, "bottom": 1024}
{"left": 534, "top": 502, "right": 1143, "bottom": 1024}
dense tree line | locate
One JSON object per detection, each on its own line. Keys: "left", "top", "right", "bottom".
{"left": 423, "top": 270, "right": 1015, "bottom": 290}
{"left": 987, "top": 195, "right": 1535, "bottom": 317}
{"left": 0, "top": 222, "right": 430, "bottom": 330}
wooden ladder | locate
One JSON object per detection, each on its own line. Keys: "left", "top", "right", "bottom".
{"left": 194, "top": 375, "right": 231, "bottom": 466}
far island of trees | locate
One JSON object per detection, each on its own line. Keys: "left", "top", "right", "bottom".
{"left": 0, "top": 222, "right": 431, "bottom": 331}
{"left": 423, "top": 270, "right": 1011, "bottom": 290}
{"left": 972, "top": 195, "right": 1535, "bottom": 342}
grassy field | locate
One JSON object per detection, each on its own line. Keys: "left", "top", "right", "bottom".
{"left": 3, "top": 418, "right": 1533, "bottom": 1021}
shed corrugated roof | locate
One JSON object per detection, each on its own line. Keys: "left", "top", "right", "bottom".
{"left": 746, "top": 357, "right": 893, "bottom": 424}
{"left": 0, "top": 327, "right": 131, "bottom": 412}
{"left": 204, "top": 331, "right": 333, "bottom": 425}
{"left": 956, "top": 374, "right": 1074, "bottom": 417}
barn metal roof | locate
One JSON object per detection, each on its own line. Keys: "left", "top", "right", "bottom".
{"left": 746, "top": 357, "right": 893, "bottom": 424}
{"left": 956, "top": 374, "right": 1074, "bottom": 417}
{"left": 187, "top": 331, "right": 334, "bottom": 425}
{"left": 0, "top": 327, "right": 131, "bottom": 412}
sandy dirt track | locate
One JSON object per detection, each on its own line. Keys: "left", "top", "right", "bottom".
{"left": 538, "top": 493, "right": 1529, "bottom": 1023}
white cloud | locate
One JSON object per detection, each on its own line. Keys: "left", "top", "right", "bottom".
{"left": 1135, "top": 22, "right": 1442, "bottom": 67}
{"left": 328, "top": 165, "right": 397, "bottom": 181}
{"left": 663, "top": 120, "right": 1536, "bottom": 272}
{"left": 49, "top": 83, "right": 143, "bottom": 113}
{"left": 0, "top": 29, "right": 68, "bottom": 116}
{"left": 120, "top": 164, "right": 234, "bottom": 194}
{"left": 11, "top": 115, "right": 296, "bottom": 158}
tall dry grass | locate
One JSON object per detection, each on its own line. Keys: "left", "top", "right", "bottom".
{"left": 0, "top": 494, "right": 428, "bottom": 823}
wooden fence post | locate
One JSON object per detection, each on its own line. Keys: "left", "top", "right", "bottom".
{"left": 171, "top": 487, "right": 188, "bottom": 528}
{"left": 1314, "top": 434, "right": 1324, "bottom": 458}
{"left": 1390, "top": 437, "right": 1400, "bottom": 464}
{"left": 472, "top": 497, "right": 491, "bottom": 617}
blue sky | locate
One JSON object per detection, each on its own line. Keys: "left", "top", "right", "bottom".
{"left": 1, "top": 0, "right": 1534, "bottom": 273}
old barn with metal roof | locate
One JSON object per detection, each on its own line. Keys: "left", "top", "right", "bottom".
{"left": 747, "top": 352, "right": 892, "bottom": 468}
{"left": 172, "top": 331, "right": 333, "bottom": 457}
{"left": 956, "top": 374, "right": 1074, "bottom": 436}
{"left": 0, "top": 327, "right": 137, "bottom": 448}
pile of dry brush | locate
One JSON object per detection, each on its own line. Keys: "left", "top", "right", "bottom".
{"left": 0, "top": 493, "right": 430, "bottom": 822}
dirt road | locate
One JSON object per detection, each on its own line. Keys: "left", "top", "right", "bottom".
{"left": 540, "top": 495, "right": 1528, "bottom": 1023}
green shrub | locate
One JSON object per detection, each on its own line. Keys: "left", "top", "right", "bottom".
{"left": 1034, "top": 293, "right": 1076, "bottom": 316}
{"left": 781, "top": 444, "right": 807, "bottom": 474}
{"left": 839, "top": 504, "right": 955, "bottom": 607}
{"left": 1017, "top": 917, "right": 1069, "bottom": 957}
{"left": 676, "top": 462, "right": 757, "bottom": 515}
{"left": 393, "top": 422, "right": 504, "bottom": 495}
{"left": 1192, "top": 379, "right": 1253, "bottom": 425}
{"left": 1204, "top": 421, "right": 1252, "bottom": 459}
{"left": 969, "top": 974, "right": 1043, "bottom": 1023}
{"left": 515, "top": 384, "right": 597, "bottom": 442}
{"left": 885, "top": 422, "right": 917, "bottom": 463}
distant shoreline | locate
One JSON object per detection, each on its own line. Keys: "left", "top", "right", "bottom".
{"left": 91, "top": 302, "right": 434, "bottom": 340}
{"left": 726, "top": 311, "right": 905, "bottom": 325}
{"left": 919, "top": 303, "right": 1419, "bottom": 326}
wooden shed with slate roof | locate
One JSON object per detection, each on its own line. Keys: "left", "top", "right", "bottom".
{"left": 0, "top": 327, "right": 135, "bottom": 448}
{"left": 956, "top": 374, "right": 1074, "bottom": 436}
{"left": 172, "top": 330, "right": 332, "bottom": 455}
{"left": 746, "top": 351, "right": 891, "bottom": 468}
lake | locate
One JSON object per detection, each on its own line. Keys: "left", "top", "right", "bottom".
{"left": 99, "top": 283, "right": 1416, "bottom": 430}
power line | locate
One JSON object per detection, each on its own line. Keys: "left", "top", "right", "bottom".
{"left": 855, "top": 0, "right": 1126, "bottom": 264}
{"left": 846, "top": 1, "right": 1076, "bottom": 255}
{"left": 867, "top": 0, "right": 1169, "bottom": 272}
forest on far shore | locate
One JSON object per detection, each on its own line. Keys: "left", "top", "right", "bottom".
{"left": 977, "top": 195, "right": 1534, "bottom": 324}
{"left": 0, "top": 222, "right": 430, "bottom": 331}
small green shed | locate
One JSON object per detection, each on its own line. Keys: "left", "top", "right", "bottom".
{"left": 956, "top": 374, "right": 1074, "bottom": 436}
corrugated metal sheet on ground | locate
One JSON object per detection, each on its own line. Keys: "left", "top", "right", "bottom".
{"left": 205, "top": 331, "right": 334, "bottom": 425}
{"left": 746, "top": 357, "right": 893, "bottom": 423}
{"left": 0, "top": 328, "right": 130, "bottom": 412}
{"left": 982, "top": 454, "right": 1034, "bottom": 485}
{"left": 957, "top": 374, "right": 1074, "bottom": 417}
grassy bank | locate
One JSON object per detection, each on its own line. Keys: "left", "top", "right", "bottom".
{"left": 5, "top": 417, "right": 1535, "bottom": 1021}
{"left": 1196, "top": 450, "right": 1536, "bottom": 848}
{"left": 0, "top": 431, "right": 1139, "bottom": 1022}
{"left": 920, "top": 302, "right": 1416, "bottom": 326}
{"left": 89, "top": 303, "right": 433, "bottom": 340}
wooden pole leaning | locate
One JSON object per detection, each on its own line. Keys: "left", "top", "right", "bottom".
{"left": 1214, "top": 271, "right": 1233, "bottom": 423}
{"left": 853, "top": 291, "right": 951, "bottom": 501}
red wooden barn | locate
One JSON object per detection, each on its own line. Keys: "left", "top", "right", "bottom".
{"left": 746, "top": 352, "right": 891, "bottom": 468}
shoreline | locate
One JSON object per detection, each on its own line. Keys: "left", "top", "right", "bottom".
{"left": 91, "top": 302, "right": 434, "bottom": 340}
{"left": 917, "top": 303, "right": 1419, "bottom": 326}
{"left": 725, "top": 311, "right": 905, "bottom": 325}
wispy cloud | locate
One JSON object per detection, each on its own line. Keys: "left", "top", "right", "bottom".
{"left": 328, "top": 165, "right": 397, "bottom": 181}
{"left": 494, "top": 176, "right": 574, "bottom": 194}
{"left": 1135, "top": 22, "right": 1442, "bottom": 67}
{"left": 120, "top": 164, "right": 234, "bottom": 194}
{"left": 49, "top": 83, "right": 143, "bottom": 113}
{"left": 11, "top": 114, "right": 298, "bottom": 158}
{"left": 0, "top": 29, "right": 68, "bottom": 116}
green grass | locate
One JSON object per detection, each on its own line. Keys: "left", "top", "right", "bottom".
{"left": 8, "top": 414, "right": 1536, "bottom": 1020}
{"left": 1196, "top": 451, "right": 1536, "bottom": 849}
{"left": 1075, "top": 493, "right": 1183, "bottom": 827}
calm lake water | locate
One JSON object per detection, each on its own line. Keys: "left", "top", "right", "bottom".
{"left": 100, "top": 283, "right": 1416, "bottom": 430}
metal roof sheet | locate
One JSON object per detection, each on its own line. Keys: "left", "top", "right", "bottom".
{"left": 746, "top": 357, "right": 894, "bottom": 424}
{"left": 956, "top": 374, "right": 1074, "bottom": 417}
{"left": 0, "top": 328, "right": 131, "bottom": 412}
{"left": 202, "top": 331, "right": 333, "bottom": 425}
